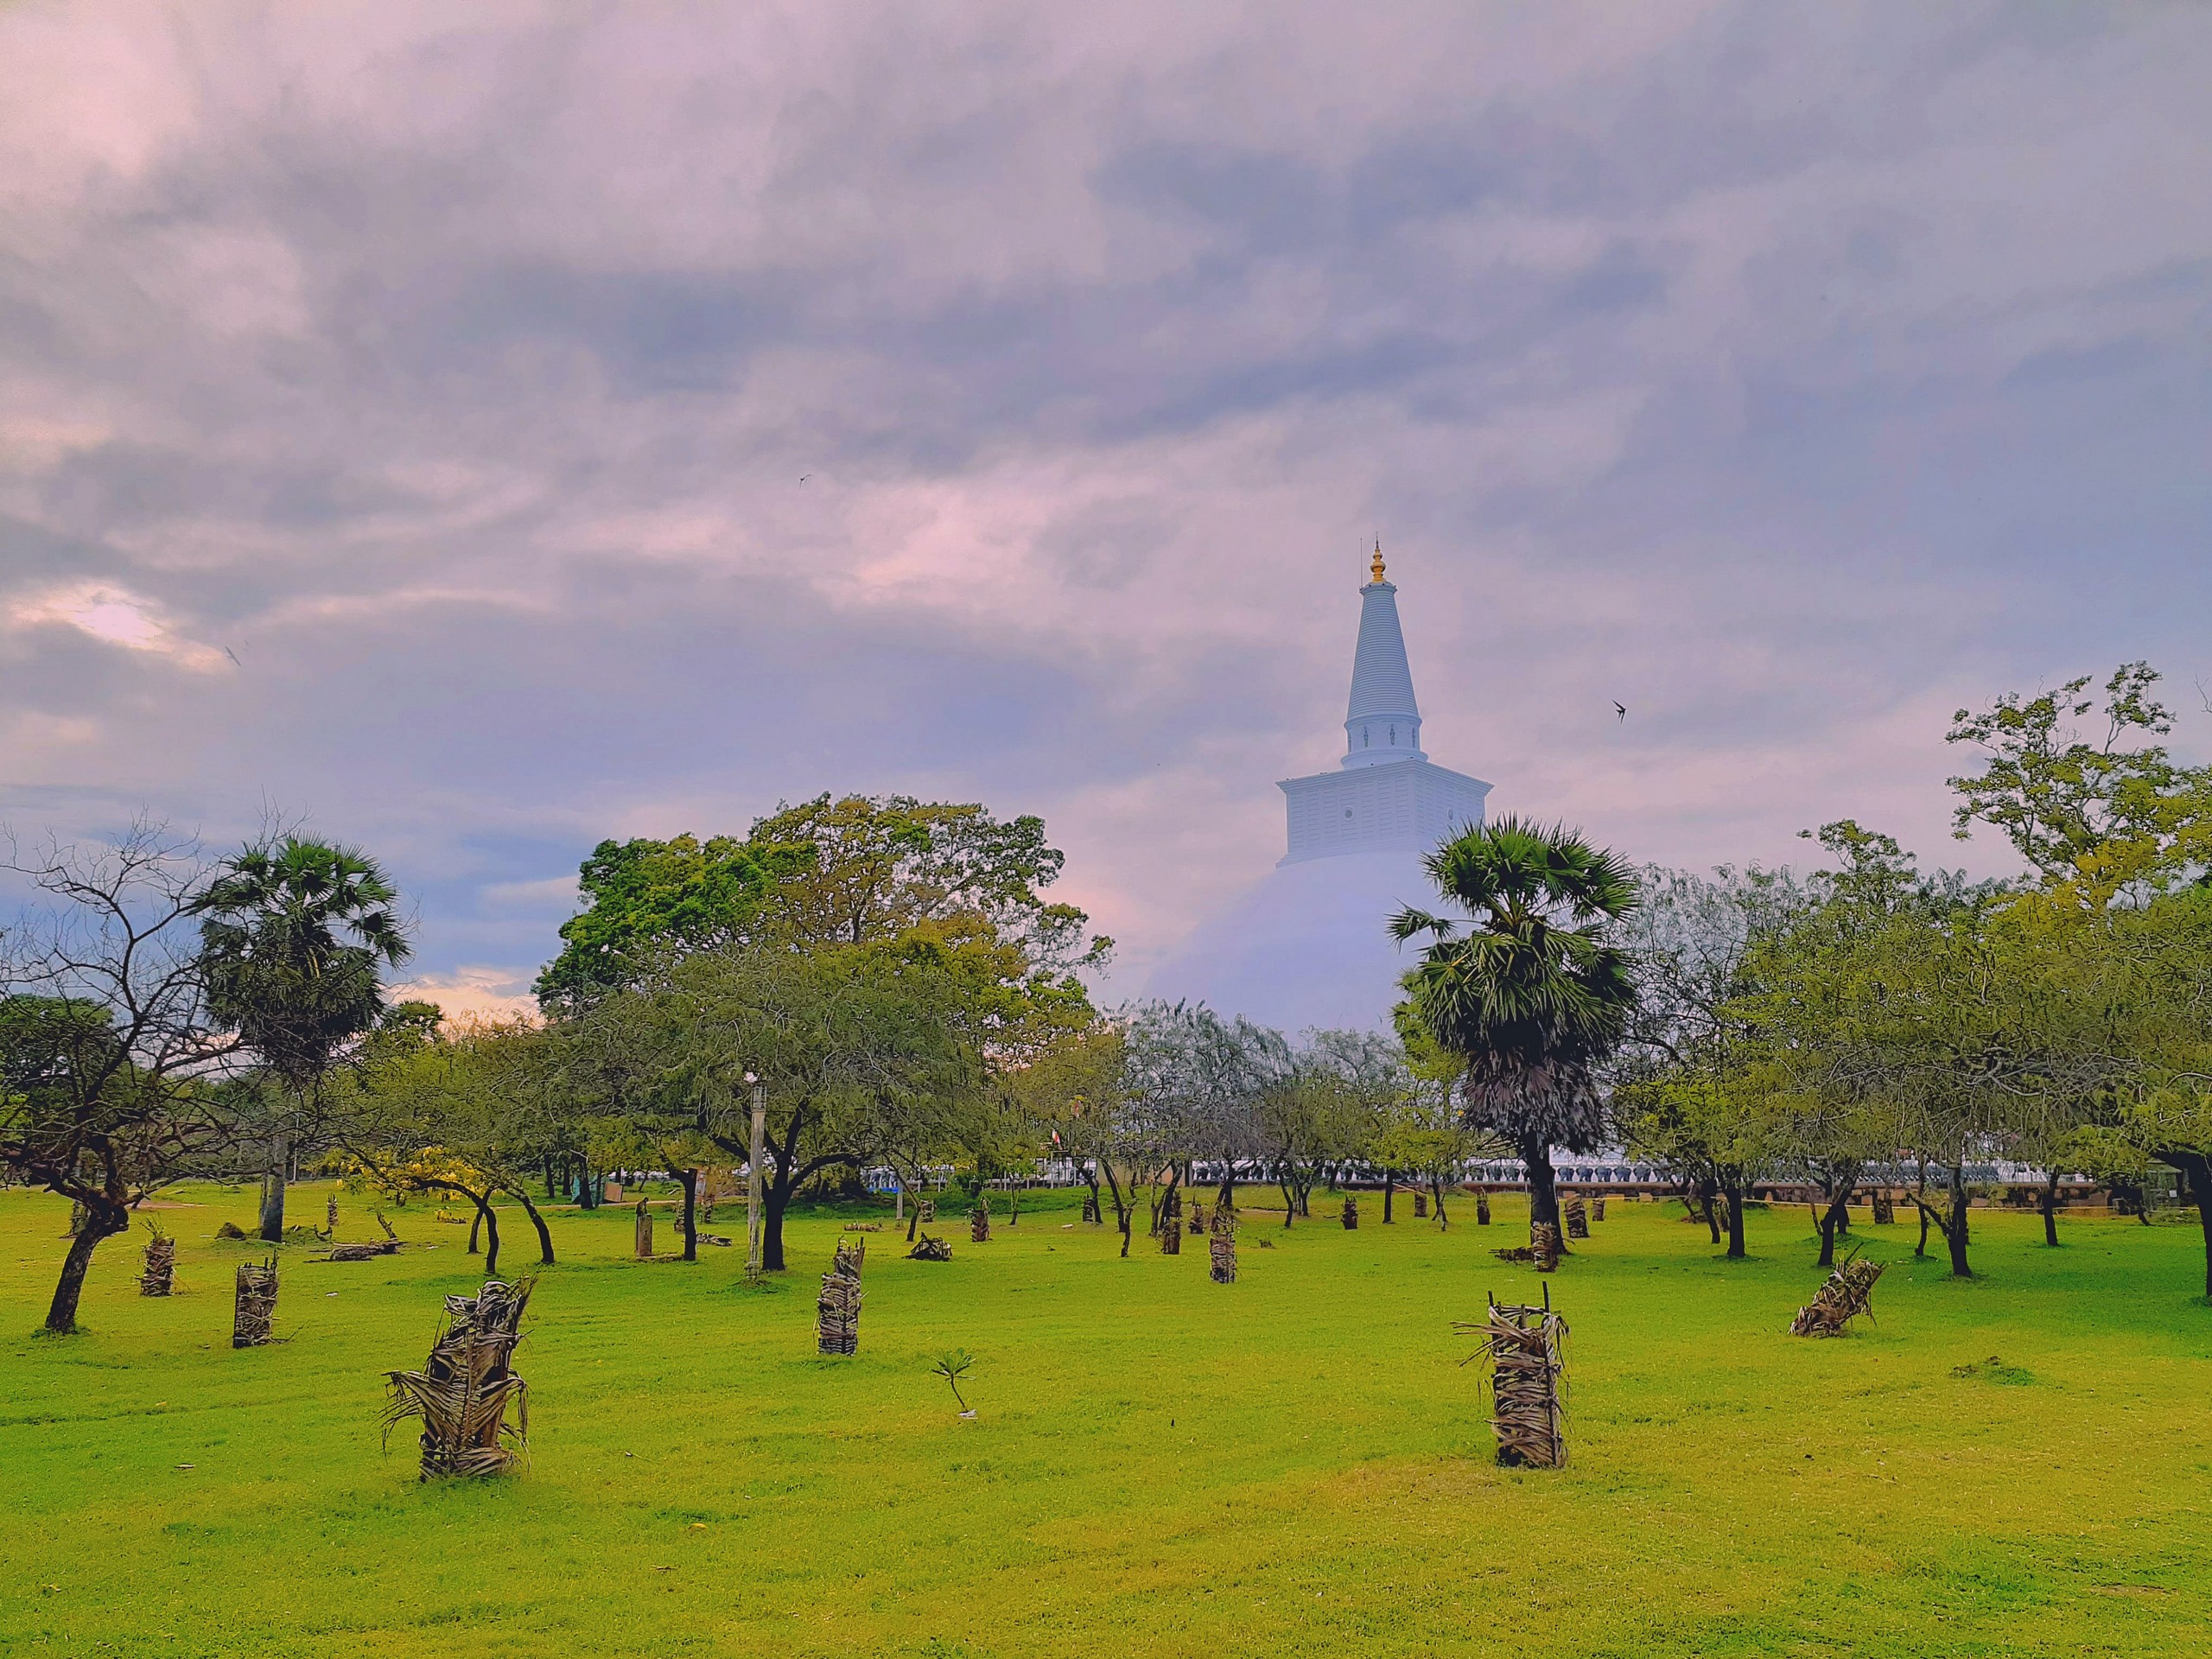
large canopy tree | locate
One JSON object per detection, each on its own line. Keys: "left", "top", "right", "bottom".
{"left": 193, "top": 836, "right": 411, "bottom": 1241}
{"left": 1391, "top": 817, "right": 1640, "bottom": 1243}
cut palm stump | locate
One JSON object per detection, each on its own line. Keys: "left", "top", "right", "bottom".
{"left": 232, "top": 1259, "right": 278, "bottom": 1348}
{"left": 633, "top": 1198, "right": 654, "bottom": 1261}
{"left": 817, "top": 1237, "right": 865, "bottom": 1356}
{"left": 1188, "top": 1203, "right": 1206, "bottom": 1236}
{"left": 1476, "top": 1194, "right": 1492, "bottom": 1227}
{"left": 1080, "top": 1192, "right": 1100, "bottom": 1224}
{"left": 908, "top": 1233, "right": 953, "bottom": 1262}
{"left": 1209, "top": 1219, "right": 1237, "bottom": 1284}
{"left": 1790, "top": 1254, "right": 1886, "bottom": 1337}
{"left": 1342, "top": 1195, "right": 1359, "bottom": 1230}
{"left": 327, "top": 1192, "right": 340, "bottom": 1232}
{"left": 1872, "top": 1192, "right": 1896, "bottom": 1225}
{"left": 918, "top": 1198, "right": 936, "bottom": 1224}
{"left": 1592, "top": 1198, "right": 1607, "bottom": 1222}
{"left": 1564, "top": 1196, "right": 1590, "bottom": 1240}
{"left": 1414, "top": 1192, "right": 1428, "bottom": 1219}
{"left": 970, "top": 1204, "right": 991, "bottom": 1243}
{"left": 382, "top": 1277, "right": 533, "bottom": 1479}
{"left": 1459, "top": 1287, "right": 1569, "bottom": 1468}
{"left": 140, "top": 1223, "right": 175, "bottom": 1297}
{"left": 1159, "top": 1212, "right": 1181, "bottom": 1254}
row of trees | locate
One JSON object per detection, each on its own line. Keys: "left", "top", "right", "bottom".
{"left": 10, "top": 664, "right": 2212, "bottom": 1332}
{"left": 1611, "top": 665, "right": 2212, "bottom": 1287}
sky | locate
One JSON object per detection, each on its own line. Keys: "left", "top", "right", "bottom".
{"left": 3, "top": 1, "right": 2209, "bottom": 1014}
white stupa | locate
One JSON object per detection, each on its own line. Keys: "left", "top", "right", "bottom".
{"left": 1145, "top": 548, "right": 1491, "bottom": 1032}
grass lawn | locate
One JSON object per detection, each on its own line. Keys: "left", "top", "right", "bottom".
{"left": 3, "top": 1182, "right": 2210, "bottom": 1657}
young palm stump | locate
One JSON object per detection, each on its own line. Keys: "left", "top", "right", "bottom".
{"left": 1342, "top": 1195, "right": 1360, "bottom": 1230}
{"left": 327, "top": 1192, "right": 340, "bottom": 1233}
{"left": 382, "top": 1278, "right": 532, "bottom": 1479}
{"left": 1563, "top": 1196, "right": 1590, "bottom": 1240}
{"left": 1081, "top": 1192, "right": 1100, "bottom": 1225}
{"left": 817, "top": 1238, "right": 865, "bottom": 1356}
{"left": 1209, "top": 1227, "right": 1237, "bottom": 1284}
{"left": 232, "top": 1260, "right": 278, "bottom": 1347}
{"left": 1531, "top": 1221, "right": 1561, "bottom": 1272}
{"left": 1159, "top": 1212, "right": 1181, "bottom": 1254}
{"left": 1188, "top": 1203, "right": 1207, "bottom": 1236}
{"left": 1871, "top": 1192, "right": 1895, "bottom": 1225}
{"left": 970, "top": 1204, "right": 991, "bottom": 1243}
{"left": 1592, "top": 1198, "right": 1607, "bottom": 1222}
{"left": 1790, "top": 1255, "right": 1885, "bottom": 1337}
{"left": 1475, "top": 1193, "right": 1492, "bottom": 1227}
{"left": 633, "top": 1199, "right": 654, "bottom": 1260}
{"left": 141, "top": 1225, "right": 175, "bottom": 1297}
{"left": 1414, "top": 1192, "right": 1428, "bottom": 1219}
{"left": 1459, "top": 1287, "right": 1569, "bottom": 1468}
{"left": 918, "top": 1198, "right": 936, "bottom": 1224}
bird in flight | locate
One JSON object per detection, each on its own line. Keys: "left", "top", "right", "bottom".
{"left": 224, "top": 645, "right": 243, "bottom": 668}
{"left": 798, "top": 474, "right": 811, "bottom": 483}
{"left": 1613, "top": 701, "right": 1627, "bottom": 721}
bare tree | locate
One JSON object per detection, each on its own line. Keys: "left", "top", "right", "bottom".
{"left": 1, "top": 823, "right": 238, "bottom": 1332}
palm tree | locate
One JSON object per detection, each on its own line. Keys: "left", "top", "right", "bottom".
{"left": 194, "top": 836, "right": 411, "bottom": 1241}
{"left": 1390, "top": 817, "right": 1639, "bottom": 1245}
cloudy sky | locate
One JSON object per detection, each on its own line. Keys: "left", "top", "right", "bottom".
{"left": 3, "top": 2, "right": 2209, "bottom": 1011}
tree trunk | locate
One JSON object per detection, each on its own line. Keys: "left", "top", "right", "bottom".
{"left": 1816, "top": 1192, "right": 1851, "bottom": 1268}
{"left": 468, "top": 1205, "right": 483, "bottom": 1254}
{"left": 511, "top": 1186, "right": 556, "bottom": 1265}
{"left": 1216, "top": 1165, "right": 1236, "bottom": 1217}
{"left": 1382, "top": 1170, "right": 1395, "bottom": 1224}
{"left": 1945, "top": 1166, "right": 1971, "bottom": 1279}
{"left": 45, "top": 1205, "right": 120, "bottom": 1334}
{"left": 1522, "top": 1136, "right": 1560, "bottom": 1236}
{"left": 1697, "top": 1179, "right": 1721, "bottom": 1244}
{"left": 1722, "top": 1177, "right": 1747, "bottom": 1260}
{"left": 259, "top": 1129, "right": 289, "bottom": 1243}
{"left": 764, "top": 1180, "right": 791, "bottom": 1271}
{"left": 1431, "top": 1175, "right": 1449, "bottom": 1229}
{"left": 2176, "top": 1153, "right": 2212, "bottom": 1301}
{"left": 2041, "top": 1169, "right": 2063, "bottom": 1248}
{"left": 579, "top": 1160, "right": 600, "bottom": 1211}
{"left": 680, "top": 1169, "right": 699, "bottom": 1263}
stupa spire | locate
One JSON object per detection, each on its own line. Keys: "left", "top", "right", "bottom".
{"left": 1343, "top": 545, "right": 1423, "bottom": 768}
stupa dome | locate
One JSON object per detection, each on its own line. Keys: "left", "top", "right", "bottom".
{"left": 1144, "top": 550, "right": 1489, "bottom": 1032}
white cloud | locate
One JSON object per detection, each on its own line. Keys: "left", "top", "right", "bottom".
{"left": 6, "top": 581, "right": 229, "bottom": 671}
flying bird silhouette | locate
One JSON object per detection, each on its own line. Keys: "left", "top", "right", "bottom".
{"left": 1614, "top": 701, "right": 1627, "bottom": 721}
{"left": 224, "top": 646, "right": 242, "bottom": 668}
{"left": 798, "top": 474, "right": 811, "bottom": 483}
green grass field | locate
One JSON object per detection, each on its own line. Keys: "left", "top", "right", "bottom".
{"left": 4, "top": 1183, "right": 2210, "bottom": 1658}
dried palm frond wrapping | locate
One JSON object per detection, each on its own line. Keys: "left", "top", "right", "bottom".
{"left": 1188, "top": 1203, "right": 1207, "bottom": 1235}
{"left": 1789, "top": 1255, "right": 1886, "bottom": 1338}
{"left": 1342, "top": 1195, "right": 1359, "bottom": 1230}
{"left": 909, "top": 1233, "right": 953, "bottom": 1262}
{"left": 1592, "top": 1198, "right": 1606, "bottom": 1222}
{"left": 382, "top": 1278, "right": 533, "bottom": 1480}
{"left": 970, "top": 1204, "right": 992, "bottom": 1243}
{"left": 1871, "top": 1192, "right": 1896, "bottom": 1225}
{"left": 326, "top": 1241, "right": 401, "bottom": 1261}
{"left": 1563, "top": 1197, "right": 1590, "bottom": 1240}
{"left": 1211, "top": 1199, "right": 1236, "bottom": 1235}
{"left": 1414, "top": 1192, "right": 1428, "bottom": 1219}
{"left": 919, "top": 1198, "right": 936, "bottom": 1223}
{"left": 1081, "top": 1192, "right": 1100, "bottom": 1224}
{"left": 1459, "top": 1288, "right": 1569, "bottom": 1468}
{"left": 1475, "top": 1193, "right": 1492, "bottom": 1226}
{"left": 817, "top": 1238, "right": 865, "bottom": 1356}
{"left": 141, "top": 1224, "right": 175, "bottom": 1296}
{"left": 1159, "top": 1214, "right": 1181, "bottom": 1254}
{"left": 633, "top": 1200, "right": 655, "bottom": 1261}
{"left": 232, "top": 1260, "right": 278, "bottom": 1347}
{"left": 1531, "top": 1221, "right": 1561, "bottom": 1271}
{"left": 1210, "top": 1227, "right": 1237, "bottom": 1284}
{"left": 327, "top": 1192, "right": 340, "bottom": 1232}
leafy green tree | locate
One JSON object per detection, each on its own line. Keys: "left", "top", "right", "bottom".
{"left": 1392, "top": 817, "right": 1640, "bottom": 1244}
{"left": 193, "top": 836, "right": 410, "bottom": 1242}
{"left": 533, "top": 833, "right": 808, "bottom": 1012}
{"left": 1948, "top": 661, "right": 2212, "bottom": 903}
